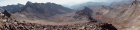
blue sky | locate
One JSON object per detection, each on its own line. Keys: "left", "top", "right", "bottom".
{"left": 0, "top": 0, "right": 122, "bottom": 6}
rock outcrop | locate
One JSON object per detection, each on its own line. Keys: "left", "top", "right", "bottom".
{"left": 74, "top": 7, "right": 96, "bottom": 22}
{"left": 2, "top": 9, "right": 11, "bottom": 18}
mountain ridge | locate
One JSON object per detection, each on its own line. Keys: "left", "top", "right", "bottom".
{"left": 13, "top": 1, "right": 74, "bottom": 20}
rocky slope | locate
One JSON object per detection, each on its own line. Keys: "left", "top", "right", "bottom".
{"left": 0, "top": 10, "right": 117, "bottom": 30}
{"left": 0, "top": 19, "right": 116, "bottom": 30}
{"left": 13, "top": 1, "right": 74, "bottom": 20}
{"left": 92, "top": 0, "right": 140, "bottom": 30}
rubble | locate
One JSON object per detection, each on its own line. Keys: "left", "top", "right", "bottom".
{"left": 0, "top": 18, "right": 117, "bottom": 30}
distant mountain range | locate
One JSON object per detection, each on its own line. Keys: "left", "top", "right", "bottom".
{"left": 68, "top": 0, "right": 133, "bottom": 10}
{"left": 0, "top": 3, "right": 24, "bottom": 13}
{"left": 68, "top": 2, "right": 109, "bottom": 10}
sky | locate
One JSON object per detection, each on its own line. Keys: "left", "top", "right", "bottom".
{"left": 0, "top": 0, "right": 123, "bottom": 6}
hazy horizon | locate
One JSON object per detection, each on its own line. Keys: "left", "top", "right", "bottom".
{"left": 0, "top": 0, "right": 124, "bottom": 6}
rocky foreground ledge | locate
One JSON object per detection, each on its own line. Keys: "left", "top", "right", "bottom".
{"left": 0, "top": 19, "right": 117, "bottom": 30}
{"left": 0, "top": 10, "right": 117, "bottom": 30}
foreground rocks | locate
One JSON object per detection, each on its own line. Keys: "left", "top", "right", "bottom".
{"left": 0, "top": 19, "right": 117, "bottom": 30}
{"left": 0, "top": 10, "right": 117, "bottom": 30}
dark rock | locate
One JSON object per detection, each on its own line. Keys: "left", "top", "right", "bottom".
{"left": 101, "top": 23, "right": 117, "bottom": 30}
{"left": 74, "top": 7, "right": 97, "bottom": 22}
{"left": 2, "top": 9, "right": 11, "bottom": 18}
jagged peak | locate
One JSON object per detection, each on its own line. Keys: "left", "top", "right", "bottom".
{"left": 26, "top": 1, "right": 32, "bottom": 5}
{"left": 82, "top": 7, "right": 93, "bottom": 14}
{"left": 83, "top": 6, "right": 92, "bottom": 11}
{"left": 26, "top": 1, "right": 32, "bottom": 4}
